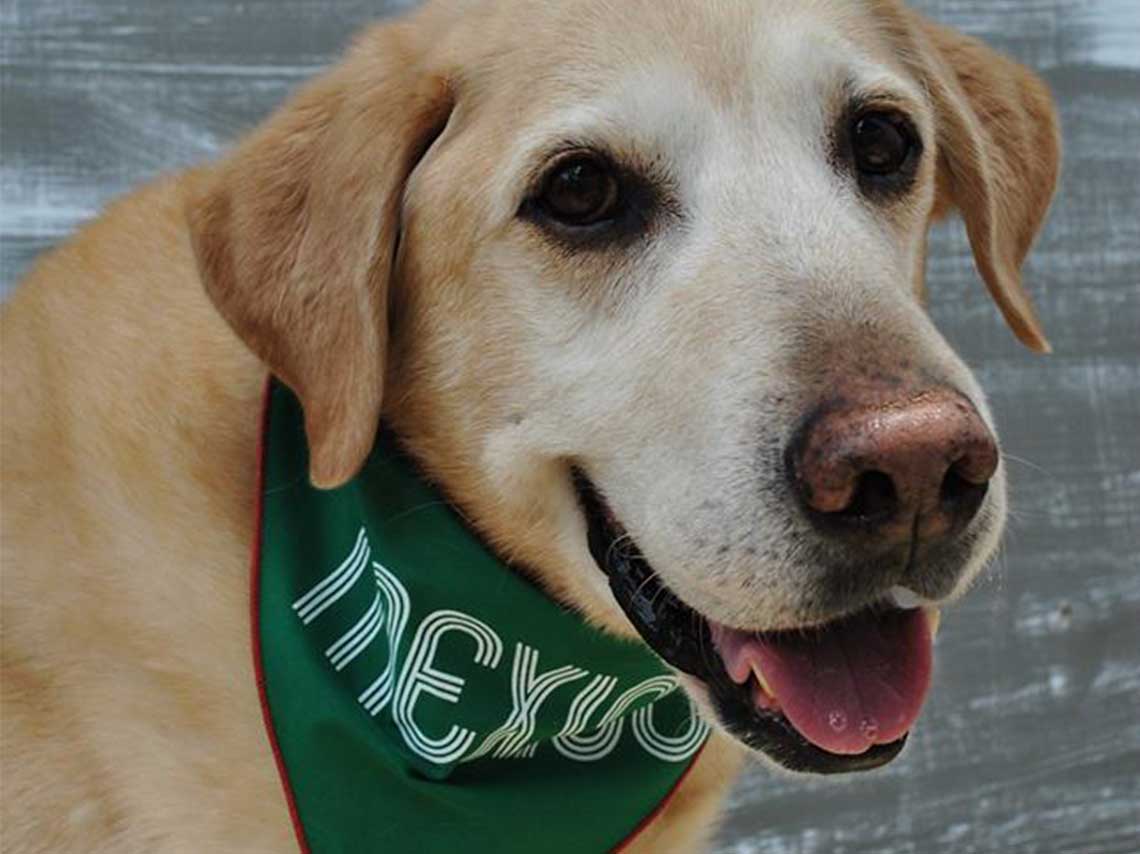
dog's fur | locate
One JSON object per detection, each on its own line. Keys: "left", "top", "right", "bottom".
{"left": 1, "top": 1, "right": 1059, "bottom": 851}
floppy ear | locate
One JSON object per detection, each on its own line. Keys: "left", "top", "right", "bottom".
{"left": 188, "top": 24, "right": 454, "bottom": 488}
{"left": 909, "top": 14, "right": 1061, "bottom": 352}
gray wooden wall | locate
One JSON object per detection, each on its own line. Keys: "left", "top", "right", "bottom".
{"left": 2, "top": 1, "right": 1137, "bottom": 852}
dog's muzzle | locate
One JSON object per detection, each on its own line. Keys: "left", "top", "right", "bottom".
{"left": 574, "top": 471, "right": 938, "bottom": 774}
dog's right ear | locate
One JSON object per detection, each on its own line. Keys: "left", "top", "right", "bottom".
{"left": 188, "top": 22, "right": 454, "bottom": 488}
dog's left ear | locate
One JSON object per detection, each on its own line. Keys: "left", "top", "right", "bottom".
{"left": 188, "top": 22, "right": 454, "bottom": 488}
{"left": 902, "top": 10, "right": 1061, "bottom": 352}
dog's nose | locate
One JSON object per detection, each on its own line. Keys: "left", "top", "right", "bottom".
{"left": 789, "top": 388, "right": 999, "bottom": 544}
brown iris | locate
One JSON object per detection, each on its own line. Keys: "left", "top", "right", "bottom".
{"left": 536, "top": 154, "right": 620, "bottom": 226}
{"left": 850, "top": 111, "right": 916, "bottom": 177}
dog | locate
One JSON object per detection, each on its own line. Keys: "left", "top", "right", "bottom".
{"left": 1, "top": 0, "right": 1060, "bottom": 850}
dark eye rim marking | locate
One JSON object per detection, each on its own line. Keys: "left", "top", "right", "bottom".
{"left": 517, "top": 144, "right": 679, "bottom": 251}
{"left": 836, "top": 100, "right": 924, "bottom": 199}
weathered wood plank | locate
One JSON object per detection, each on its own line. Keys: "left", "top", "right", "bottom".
{"left": 1, "top": 1, "right": 1137, "bottom": 852}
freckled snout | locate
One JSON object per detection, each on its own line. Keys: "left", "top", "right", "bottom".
{"left": 789, "top": 388, "right": 999, "bottom": 545}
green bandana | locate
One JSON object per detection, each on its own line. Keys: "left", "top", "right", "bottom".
{"left": 254, "top": 382, "right": 710, "bottom": 853}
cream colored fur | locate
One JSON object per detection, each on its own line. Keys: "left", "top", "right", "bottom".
{"left": 1, "top": 1, "right": 1058, "bottom": 851}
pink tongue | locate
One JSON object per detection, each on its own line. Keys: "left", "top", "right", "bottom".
{"left": 714, "top": 609, "right": 933, "bottom": 755}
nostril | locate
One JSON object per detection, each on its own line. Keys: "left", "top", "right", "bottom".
{"left": 939, "top": 461, "right": 989, "bottom": 525}
{"left": 841, "top": 471, "right": 898, "bottom": 522}
{"left": 824, "top": 470, "right": 899, "bottom": 529}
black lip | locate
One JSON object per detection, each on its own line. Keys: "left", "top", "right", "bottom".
{"left": 574, "top": 470, "right": 907, "bottom": 774}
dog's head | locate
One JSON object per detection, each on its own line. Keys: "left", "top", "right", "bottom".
{"left": 189, "top": 0, "right": 1059, "bottom": 774}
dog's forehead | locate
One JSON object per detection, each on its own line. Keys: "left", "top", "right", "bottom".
{"left": 427, "top": 0, "right": 929, "bottom": 233}
{"left": 449, "top": 0, "right": 923, "bottom": 158}
{"left": 447, "top": 0, "right": 910, "bottom": 94}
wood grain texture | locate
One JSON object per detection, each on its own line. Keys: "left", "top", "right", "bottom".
{"left": 2, "top": 1, "right": 1137, "bottom": 852}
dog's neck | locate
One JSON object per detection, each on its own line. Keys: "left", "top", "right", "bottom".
{"left": 253, "top": 381, "right": 709, "bottom": 852}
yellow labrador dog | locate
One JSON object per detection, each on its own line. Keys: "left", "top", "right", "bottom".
{"left": 1, "top": 0, "right": 1058, "bottom": 850}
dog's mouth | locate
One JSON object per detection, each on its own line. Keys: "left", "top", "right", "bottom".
{"left": 574, "top": 472, "right": 935, "bottom": 774}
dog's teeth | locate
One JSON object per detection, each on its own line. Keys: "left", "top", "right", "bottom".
{"left": 751, "top": 662, "right": 776, "bottom": 700}
{"left": 925, "top": 607, "right": 941, "bottom": 638}
{"left": 888, "top": 586, "right": 924, "bottom": 609}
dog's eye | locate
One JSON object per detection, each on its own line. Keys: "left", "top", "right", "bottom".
{"left": 850, "top": 111, "right": 916, "bottom": 177}
{"left": 520, "top": 148, "right": 671, "bottom": 249}
{"left": 536, "top": 154, "right": 621, "bottom": 226}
